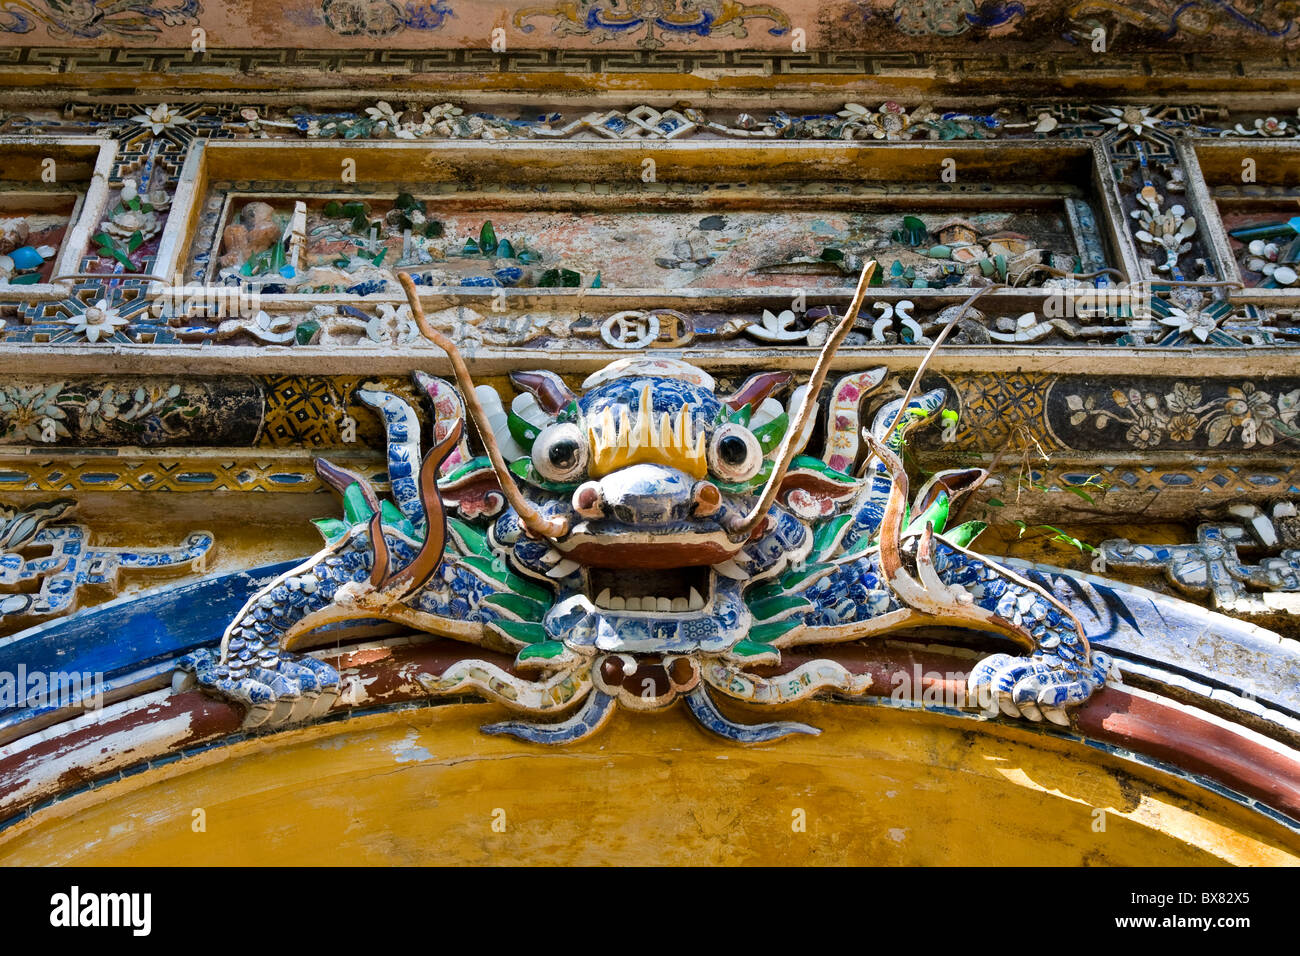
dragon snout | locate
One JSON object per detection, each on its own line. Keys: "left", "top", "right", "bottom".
{"left": 572, "top": 465, "right": 723, "bottom": 524}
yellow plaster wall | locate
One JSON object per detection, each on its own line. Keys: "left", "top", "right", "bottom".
{"left": 2, "top": 702, "right": 1296, "bottom": 866}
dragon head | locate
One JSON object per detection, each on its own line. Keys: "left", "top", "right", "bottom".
{"left": 396, "top": 265, "right": 877, "bottom": 655}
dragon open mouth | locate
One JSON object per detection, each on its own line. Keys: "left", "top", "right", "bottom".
{"left": 588, "top": 565, "right": 711, "bottom": 612}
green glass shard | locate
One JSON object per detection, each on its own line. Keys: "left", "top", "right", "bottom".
{"left": 459, "top": 554, "right": 551, "bottom": 604}
{"left": 447, "top": 517, "right": 491, "bottom": 556}
{"left": 295, "top": 319, "right": 320, "bottom": 345}
{"left": 810, "top": 513, "right": 852, "bottom": 560}
{"left": 379, "top": 499, "right": 418, "bottom": 540}
{"left": 438, "top": 455, "right": 492, "bottom": 485}
{"left": 939, "top": 520, "right": 987, "bottom": 548}
{"left": 752, "top": 412, "right": 789, "bottom": 454}
{"left": 747, "top": 595, "right": 813, "bottom": 622}
{"left": 906, "top": 491, "right": 949, "bottom": 536}
{"left": 341, "top": 482, "right": 376, "bottom": 525}
{"left": 507, "top": 410, "right": 541, "bottom": 450}
{"left": 516, "top": 640, "right": 566, "bottom": 660}
{"left": 483, "top": 592, "right": 548, "bottom": 623}
{"left": 489, "top": 619, "right": 549, "bottom": 646}
{"left": 312, "top": 517, "right": 351, "bottom": 543}
{"left": 778, "top": 560, "right": 832, "bottom": 593}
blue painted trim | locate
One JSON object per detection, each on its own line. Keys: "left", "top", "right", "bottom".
{"left": 0, "top": 560, "right": 298, "bottom": 720}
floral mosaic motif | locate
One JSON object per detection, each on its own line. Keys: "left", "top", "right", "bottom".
{"left": 319, "top": 0, "right": 453, "bottom": 38}
{"left": 891, "top": 0, "right": 1025, "bottom": 36}
{"left": 0, "top": 381, "right": 226, "bottom": 446}
{"left": 1066, "top": 0, "right": 1296, "bottom": 43}
{"left": 0, "top": 1, "right": 200, "bottom": 39}
{"left": 1065, "top": 382, "right": 1300, "bottom": 450}
{"left": 2, "top": 98, "right": 1300, "bottom": 349}
{"left": 514, "top": 0, "right": 790, "bottom": 50}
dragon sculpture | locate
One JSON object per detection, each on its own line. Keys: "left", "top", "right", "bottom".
{"left": 179, "top": 263, "right": 1115, "bottom": 743}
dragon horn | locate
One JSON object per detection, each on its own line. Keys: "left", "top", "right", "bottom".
{"left": 399, "top": 272, "right": 568, "bottom": 540}
{"left": 316, "top": 457, "right": 381, "bottom": 513}
{"left": 726, "top": 259, "right": 877, "bottom": 539}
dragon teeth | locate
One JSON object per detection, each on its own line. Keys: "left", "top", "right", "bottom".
{"left": 546, "top": 558, "right": 582, "bottom": 578}
{"left": 713, "top": 560, "right": 747, "bottom": 580}
{"left": 592, "top": 589, "right": 707, "bottom": 612}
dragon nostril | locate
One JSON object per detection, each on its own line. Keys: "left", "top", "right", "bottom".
{"left": 692, "top": 481, "right": 722, "bottom": 517}
{"left": 573, "top": 481, "right": 606, "bottom": 519}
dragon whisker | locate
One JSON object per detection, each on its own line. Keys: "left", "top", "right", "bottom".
{"left": 727, "top": 258, "right": 878, "bottom": 539}
{"left": 399, "top": 272, "right": 568, "bottom": 541}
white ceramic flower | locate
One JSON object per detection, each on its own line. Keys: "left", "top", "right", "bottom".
{"left": 132, "top": 103, "right": 189, "bottom": 135}
{"left": 68, "top": 299, "right": 128, "bottom": 343}
{"left": 365, "top": 101, "right": 403, "bottom": 128}
{"left": 1157, "top": 306, "right": 1220, "bottom": 342}
{"left": 1101, "top": 106, "right": 1161, "bottom": 138}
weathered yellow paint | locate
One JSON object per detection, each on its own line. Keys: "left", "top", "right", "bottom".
{"left": 2, "top": 701, "right": 1297, "bottom": 866}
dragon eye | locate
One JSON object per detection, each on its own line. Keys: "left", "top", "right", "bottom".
{"left": 532, "top": 423, "right": 588, "bottom": 483}
{"left": 708, "top": 423, "right": 762, "bottom": 483}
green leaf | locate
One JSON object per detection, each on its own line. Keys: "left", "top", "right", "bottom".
{"left": 479, "top": 220, "right": 497, "bottom": 254}
{"left": 1038, "top": 524, "right": 1098, "bottom": 554}
{"left": 127, "top": 230, "right": 145, "bottom": 253}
